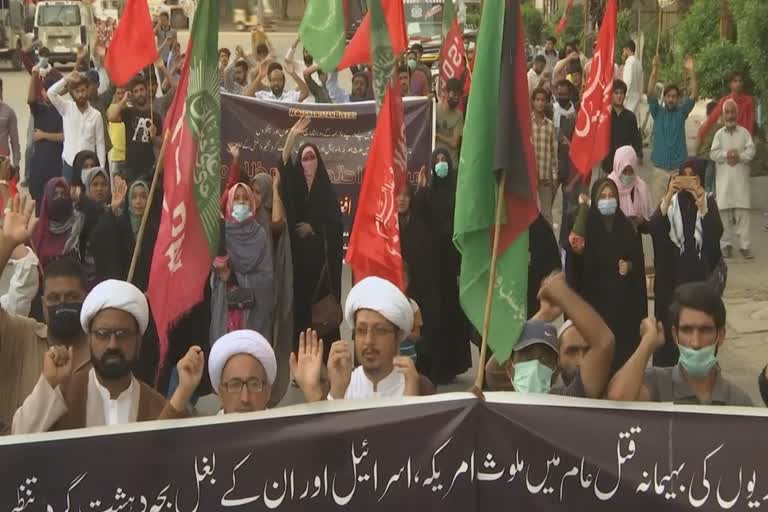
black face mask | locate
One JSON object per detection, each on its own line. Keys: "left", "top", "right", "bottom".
{"left": 447, "top": 97, "right": 460, "bottom": 109}
{"left": 92, "top": 348, "right": 134, "bottom": 380}
{"left": 557, "top": 98, "right": 572, "bottom": 109}
{"left": 47, "top": 302, "right": 83, "bottom": 340}
{"left": 49, "top": 197, "right": 72, "bottom": 221}
{"left": 303, "top": 55, "right": 314, "bottom": 67}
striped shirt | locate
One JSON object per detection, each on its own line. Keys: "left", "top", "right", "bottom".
{"left": 531, "top": 113, "right": 558, "bottom": 182}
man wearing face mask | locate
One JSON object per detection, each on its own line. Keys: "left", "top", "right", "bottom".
{"left": 607, "top": 282, "right": 752, "bottom": 406}
{"left": 0, "top": 196, "right": 92, "bottom": 433}
{"left": 435, "top": 79, "right": 465, "bottom": 166}
{"left": 12, "top": 279, "right": 205, "bottom": 433}
{"left": 485, "top": 272, "right": 614, "bottom": 397}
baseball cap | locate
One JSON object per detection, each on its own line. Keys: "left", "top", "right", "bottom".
{"left": 513, "top": 320, "right": 559, "bottom": 355}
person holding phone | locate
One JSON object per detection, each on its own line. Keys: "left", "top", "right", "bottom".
{"left": 648, "top": 158, "right": 723, "bottom": 367}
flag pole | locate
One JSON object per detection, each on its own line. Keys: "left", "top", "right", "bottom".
{"left": 127, "top": 129, "right": 170, "bottom": 283}
{"left": 472, "top": 171, "right": 507, "bottom": 391}
{"left": 655, "top": 2, "right": 663, "bottom": 56}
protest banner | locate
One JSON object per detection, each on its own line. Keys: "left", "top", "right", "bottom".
{"left": 1, "top": 394, "right": 765, "bottom": 511}
{"left": 220, "top": 94, "right": 435, "bottom": 240}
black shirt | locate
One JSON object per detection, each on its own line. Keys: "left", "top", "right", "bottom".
{"left": 603, "top": 107, "right": 643, "bottom": 172}
{"left": 122, "top": 106, "right": 161, "bottom": 182}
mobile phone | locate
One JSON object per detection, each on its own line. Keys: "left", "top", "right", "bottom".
{"left": 674, "top": 176, "right": 699, "bottom": 190}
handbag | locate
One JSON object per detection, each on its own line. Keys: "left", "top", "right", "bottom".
{"left": 707, "top": 256, "right": 728, "bottom": 297}
{"left": 311, "top": 235, "right": 342, "bottom": 338}
{"left": 226, "top": 287, "right": 256, "bottom": 310}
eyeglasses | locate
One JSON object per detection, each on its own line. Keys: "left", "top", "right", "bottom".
{"left": 91, "top": 328, "right": 138, "bottom": 342}
{"left": 354, "top": 325, "right": 395, "bottom": 340}
{"left": 222, "top": 378, "right": 265, "bottom": 395}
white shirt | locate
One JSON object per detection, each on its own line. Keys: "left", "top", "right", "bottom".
{"left": 92, "top": 369, "right": 140, "bottom": 426}
{"left": 527, "top": 68, "right": 543, "bottom": 98}
{"left": 711, "top": 125, "right": 756, "bottom": 210}
{"left": 0, "top": 245, "right": 39, "bottom": 317}
{"left": 329, "top": 367, "right": 406, "bottom": 400}
{"left": 254, "top": 89, "right": 303, "bottom": 103}
{"left": 47, "top": 77, "right": 106, "bottom": 167}
{"left": 622, "top": 55, "right": 644, "bottom": 113}
{"left": 552, "top": 101, "right": 575, "bottom": 131}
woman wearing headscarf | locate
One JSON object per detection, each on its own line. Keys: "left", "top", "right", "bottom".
{"left": 412, "top": 148, "right": 471, "bottom": 383}
{"left": 397, "top": 183, "right": 438, "bottom": 376}
{"left": 77, "top": 166, "right": 111, "bottom": 288}
{"left": 249, "top": 171, "right": 294, "bottom": 407}
{"left": 210, "top": 182, "right": 274, "bottom": 347}
{"left": 31, "top": 178, "right": 85, "bottom": 268}
{"left": 281, "top": 118, "right": 344, "bottom": 349}
{"left": 649, "top": 158, "right": 723, "bottom": 367}
{"left": 566, "top": 178, "right": 647, "bottom": 372}
{"left": 608, "top": 146, "right": 654, "bottom": 228}
{"left": 70, "top": 150, "right": 100, "bottom": 192}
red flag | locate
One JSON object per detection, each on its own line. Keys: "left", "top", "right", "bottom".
{"left": 556, "top": 0, "right": 574, "bottom": 33}
{"left": 338, "top": 0, "right": 407, "bottom": 69}
{"left": 104, "top": 0, "right": 158, "bottom": 87}
{"left": 438, "top": 11, "right": 467, "bottom": 99}
{"left": 345, "top": 81, "right": 406, "bottom": 290}
{"left": 569, "top": 0, "right": 617, "bottom": 178}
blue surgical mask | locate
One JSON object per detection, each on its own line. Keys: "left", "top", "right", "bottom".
{"left": 38, "top": 57, "right": 49, "bottom": 68}
{"left": 597, "top": 198, "right": 618, "bottom": 216}
{"left": 678, "top": 344, "right": 717, "bottom": 378}
{"left": 512, "top": 360, "right": 553, "bottom": 394}
{"left": 434, "top": 161, "right": 449, "bottom": 178}
{"left": 619, "top": 174, "right": 634, "bottom": 186}
{"left": 231, "top": 203, "right": 252, "bottom": 223}
{"left": 407, "top": 58, "right": 417, "bottom": 70}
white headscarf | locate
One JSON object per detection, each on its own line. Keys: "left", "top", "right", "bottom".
{"left": 208, "top": 330, "right": 277, "bottom": 392}
{"left": 344, "top": 277, "right": 414, "bottom": 342}
{"left": 80, "top": 279, "right": 149, "bottom": 334}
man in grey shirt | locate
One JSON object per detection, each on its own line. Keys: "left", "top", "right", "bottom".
{"left": 608, "top": 282, "right": 752, "bottom": 406}
{"left": 0, "top": 79, "right": 20, "bottom": 171}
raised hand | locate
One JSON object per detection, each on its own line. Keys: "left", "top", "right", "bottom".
{"left": 290, "top": 116, "right": 311, "bottom": 137}
{"left": 327, "top": 340, "right": 353, "bottom": 399}
{"left": 176, "top": 346, "right": 205, "bottom": 395}
{"left": 226, "top": 143, "right": 241, "bottom": 161}
{"left": 289, "top": 329, "right": 325, "bottom": 402}
{"left": 683, "top": 55, "right": 695, "bottom": 73}
{"left": 2, "top": 195, "right": 37, "bottom": 246}
{"left": 640, "top": 318, "right": 664, "bottom": 350}
{"left": 111, "top": 176, "right": 128, "bottom": 214}
{"left": 43, "top": 345, "right": 73, "bottom": 389}
{"left": 393, "top": 356, "right": 420, "bottom": 396}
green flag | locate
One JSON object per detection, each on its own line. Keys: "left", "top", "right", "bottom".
{"left": 369, "top": 0, "right": 395, "bottom": 112}
{"left": 442, "top": 0, "right": 457, "bottom": 37}
{"left": 299, "top": 0, "right": 347, "bottom": 72}
{"left": 453, "top": 0, "right": 539, "bottom": 363}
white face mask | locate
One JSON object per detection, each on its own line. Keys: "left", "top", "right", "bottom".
{"left": 231, "top": 203, "right": 252, "bottom": 222}
{"left": 512, "top": 360, "right": 553, "bottom": 394}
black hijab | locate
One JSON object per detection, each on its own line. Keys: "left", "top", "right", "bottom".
{"left": 675, "top": 158, "right": 707, "bottom": 254}
{"left": 284, "top": 142, "right": 342, "bottom": 232}
{"left": 427, "top": 148, "right": 458, "bottom": 237}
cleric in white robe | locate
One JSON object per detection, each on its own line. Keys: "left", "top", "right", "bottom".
{"left": 12, "top": 280, "right": 203, "bottom": 434}
{"left": 291, "top": 276, "right": 435, "bottom": 402}
{"left": 208, "top": 329, "right": 277, "bottom": 414}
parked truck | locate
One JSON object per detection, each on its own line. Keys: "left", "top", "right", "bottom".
{"left": 0, "top": 0, "right": 26, "bottom": 69}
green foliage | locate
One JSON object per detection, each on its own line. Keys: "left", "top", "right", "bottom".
{"left": 521, "top": 3, "right": 544, "bottom": 44}
{"left": 695, "top": 41, "right": 750, "bottom": 98}
{"left": 614, "top": 9, "right": 632, "bottom": 65}
{"left": 671, "top": 0, "right": 721, "bottom": 60}
{"left": 543, "top": 4, "right": 585, "bottom": 49}
{"left": 730, "top": 0, "right": 768, "bottom": 100}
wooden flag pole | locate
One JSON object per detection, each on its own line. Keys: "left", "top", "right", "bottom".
{"left": 127, "top": 130, "right": 170, "bottom": 283}
{"left": 655, "top": 3, "right": 663, "bottom": 56}
{"left": 583, "top": 0, "right": 589, "bottom": 53}
{"left": 472, "top": 171, "right": 507, "bottom": 391}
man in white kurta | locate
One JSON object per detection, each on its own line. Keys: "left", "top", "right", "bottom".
{"left": 291, "top": 277, "right": 434, "bottom": 402}
{"left": 710, "top": 99, "right": 756, "bottom": 259}
{"left": 621, "top": 41, "right": 644, "bottom": 114}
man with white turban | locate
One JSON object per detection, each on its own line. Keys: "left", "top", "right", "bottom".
{"left": 291, "top": 277, "right": 434, "bottom": 401}
{"left": 208, "top": 329, "right": 277, "bottom": 414}
{"left": 12, "top": 279, "right": 204, "bottom": 434}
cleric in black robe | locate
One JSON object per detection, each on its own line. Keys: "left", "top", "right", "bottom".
{"left": 528, "top": 214, "right": 562, "bottom": 317}
{"left": 649, "top": 158, "right": 723, "bottom": 367}
{"left": 398, "top": 183, "right": 438, "bottom": 376}
{"left": 566, "top": 178, "right": 647, "bottom": 372}
{"left": 413, "top": 149, "right": 471, "bottom": 384}
{"left": 282, "top": 142, "right": 344, "bottom": 350}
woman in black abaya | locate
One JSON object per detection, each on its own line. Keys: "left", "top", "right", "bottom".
{"left": 281, "top": 118, "right": 343, "bottom": 349}
{"left": 649, "top": 158, "right": 723, "bottom": 367}
{"left": 566, "top": 178, "right": 647, "bottom": 372}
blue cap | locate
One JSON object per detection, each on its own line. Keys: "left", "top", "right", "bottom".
{"left": 513, "top": 320, "right": 559, "bottom": 355}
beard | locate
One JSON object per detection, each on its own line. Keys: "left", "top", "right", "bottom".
{"left": 271, "top": 85, "right": 284, "bottom": 97}
{"left": 92, "top": 349, "right": 136, "bottom": 380}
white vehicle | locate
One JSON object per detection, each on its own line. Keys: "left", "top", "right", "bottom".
{"left": 34, "top": 0, "right": 97, "bottom": 64}
{"left": 0, "top": 0, "right": 26, "bottom": 69}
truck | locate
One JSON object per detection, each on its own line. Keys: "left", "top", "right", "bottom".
{"left": 34, "top": 0, "right": 97, "bottom": 64}
{"left": 0, "top": 0, "right": 26, "bottom": 69}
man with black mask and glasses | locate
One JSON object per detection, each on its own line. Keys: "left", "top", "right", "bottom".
{"left": 12, "top": 279, "right": 204, "bottom": 433}
{"left": 0, "top": 196, "right": 91, "bottom": 433}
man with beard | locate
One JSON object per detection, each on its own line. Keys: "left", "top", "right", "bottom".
{"left": 107, "top": 76, "right": 162, "bottom": 183}
{"left": 291, "top": 277, "right": 435, "bottom": 402}
{"left": 435, "top": 78, "right": 465, "bottom": 166}
{"left": 250, "top": 62, "right": 309, "bottom": 103}
{"left": 222, "top": 46, "right": 251, "bottom": 95}
{"left": 208, "top": 330, "right": 277, "bottom": 414}
{"left": 12, "top": 279, "right": 204, "bottom": 433}
{"left": 0, "top": 196, "right": 92, "bottom": 433}
{"left": 48, "top": 71, "right": 106, "bottom": 184}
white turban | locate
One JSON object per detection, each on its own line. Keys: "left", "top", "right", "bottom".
{"left": 344, "top": 276, "right": 413, "bottom": 342}
{"left": 80, "top": 279, "right": 150, "bottom": 334}
{"left": 208, "top": 330, "right": 277, "bottom": 392}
